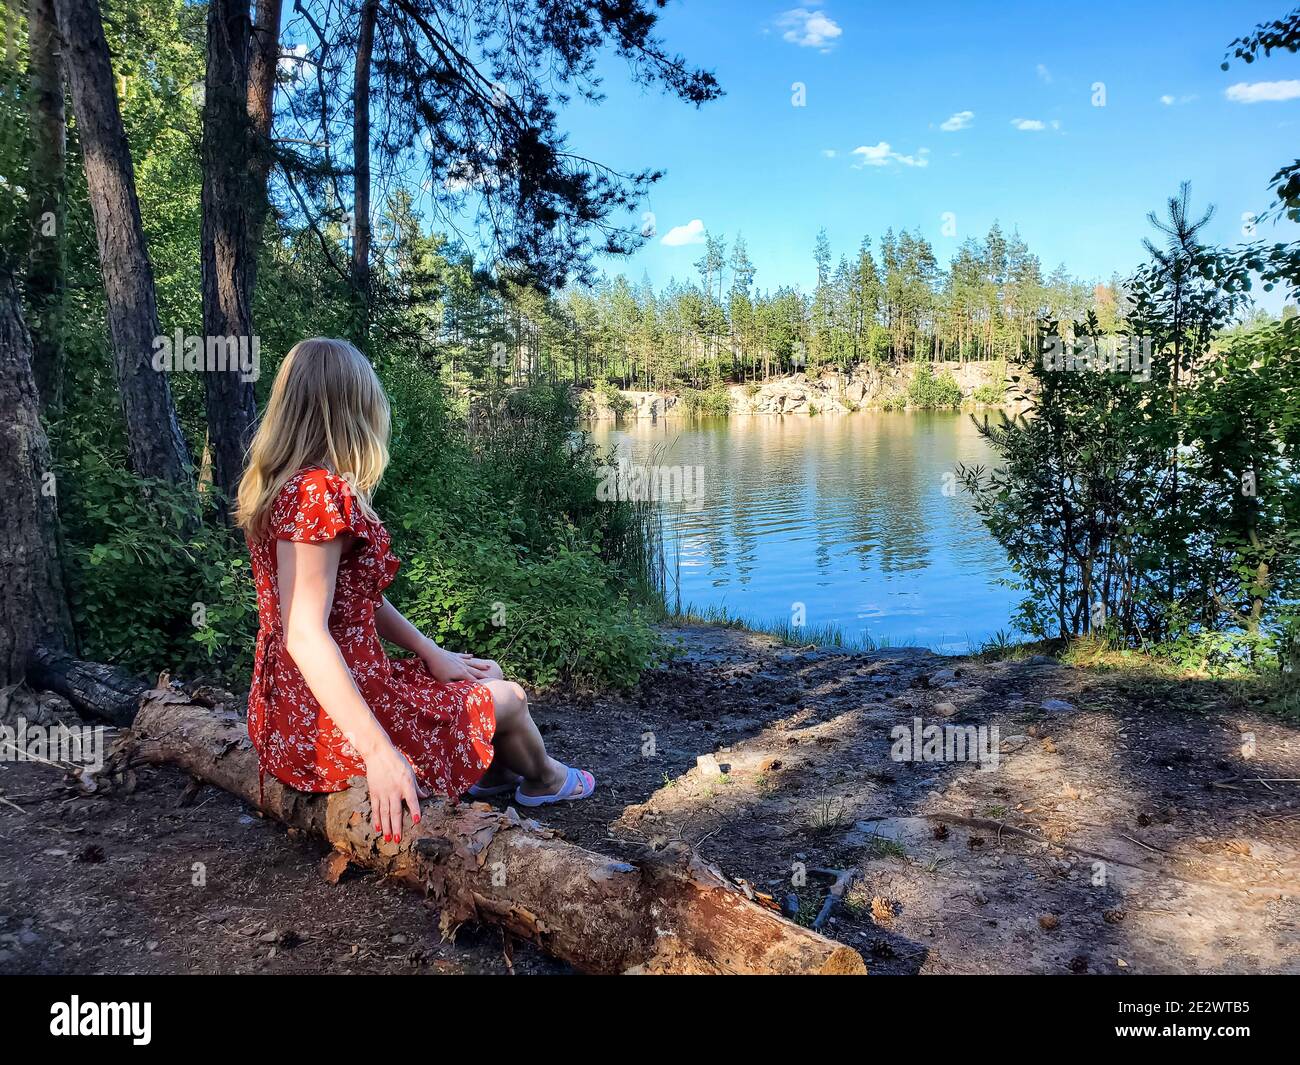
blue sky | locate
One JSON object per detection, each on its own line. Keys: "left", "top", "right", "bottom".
{"left": 551, "top": 1, "right": 1300, "bottom": 304}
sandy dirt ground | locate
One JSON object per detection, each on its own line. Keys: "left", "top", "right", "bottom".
{"left": 2, "top": 625, "right": 1296, "bottom": 975}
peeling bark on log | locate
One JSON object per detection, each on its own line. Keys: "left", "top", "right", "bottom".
{"left": 124, "top": 683, "right": 865, "bottom": 975}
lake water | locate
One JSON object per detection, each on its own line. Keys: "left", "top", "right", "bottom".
{"left": 590, "top": 412, "right": 1019, "bottom": 655}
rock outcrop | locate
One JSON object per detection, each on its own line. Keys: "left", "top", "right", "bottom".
{"left": 584, "top": 361, "right": 1018, "bottom": 421}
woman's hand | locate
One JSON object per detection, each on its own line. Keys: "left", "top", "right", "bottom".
{"left": 417, "top": 641, "right": 493, "bottom": 683}
{"left": 364, "top": 740, "right": 425, "bottom": 843}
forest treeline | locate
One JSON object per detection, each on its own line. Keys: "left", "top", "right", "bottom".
{"left": 449, "top": 224, "right": 1107, "bottom": 394}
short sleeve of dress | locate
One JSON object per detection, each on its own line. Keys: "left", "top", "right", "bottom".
{"left": 270, "top": 468, "right": 362, "bottom": 544}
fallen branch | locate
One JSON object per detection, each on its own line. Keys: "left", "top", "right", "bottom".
{"left": 29, "top": 647, "right": 148, "bottom": 726}
{"left": 811, "top": 867, "right": 858, "bottom": 930}
{"left": 120, "top": 678, "right": 865, "bottom": 975}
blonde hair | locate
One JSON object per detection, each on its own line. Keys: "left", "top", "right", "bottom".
{"left": 236, "top": 338, "right": 391, "bottom": 537}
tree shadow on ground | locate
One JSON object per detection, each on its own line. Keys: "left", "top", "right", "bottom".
{"left": 529, "top": 631, "right": 1300, "bottom": 974}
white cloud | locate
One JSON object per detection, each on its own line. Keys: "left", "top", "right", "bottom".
{"left": 851, "top": 142, "right": 929, "bottom": 168}
{"left": 852, "top": 142, "right": 892, "bottom": 166}
{"left": 940, "top": 110, "right": 974, "bottom": 132}
{"left": 821, "top": 148, "right": 838, "bottom": 158}
{"left": 1226, "top": 80, "right": 1300, "bottom": 103}
{"left": 1035, "top": 63, "right": 1052, "bottom": 83}
{"left": 776, "top": 8, "right": 843, "bottom": 50}
{"left": 1160, "top": 93, "right": 1197, "bottom": 106}
{"left": 661, "top": 219, "right": 707, "bottom": 246}
{"left": 1010, "top": 117, "right": 1046, "bottom": 131}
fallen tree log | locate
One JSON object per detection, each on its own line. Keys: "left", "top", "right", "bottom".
{"left": 29, "top": 646, "right": 148, "bottom": 726}
{"left": 119, "top": 678, "right": 866, "bottom": 975}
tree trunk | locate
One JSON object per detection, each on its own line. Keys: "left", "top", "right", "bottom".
{"left": 120, "top": 685, "right": 864, "bottom": 975}
{"left": 54, "top": 0, "right": 192, "bottom": 486}
{"left": 0, "top": 272, "right": 71, "bottom": 684}
{"left": 27, "top": 0, "right": 66, "bottom": 415}
{"left": 201, "top": 0, "right": 259, "bottom": 521}
{"left": 245, "top": 0, "right": 282, "bottom": 295}
{"left": 351, "top": 0, "right": 378, "bottom": 340}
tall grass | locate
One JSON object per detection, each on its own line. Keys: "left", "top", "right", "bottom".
{"left": 664, "top": 602, "right": 896, "bottom": 650}
{"left": 595, "top": 438, "right": 676, "bottom": 608}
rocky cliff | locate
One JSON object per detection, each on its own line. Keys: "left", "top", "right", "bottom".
{"left": 584, "top": 361, "right": 1017, "bottom": 420}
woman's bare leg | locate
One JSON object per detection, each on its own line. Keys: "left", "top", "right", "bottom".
{"left": 472, "top": 662, "right": 522, "bottom": 789}
{"left": 483, "top": 678, "right": 585, "bottom": 797}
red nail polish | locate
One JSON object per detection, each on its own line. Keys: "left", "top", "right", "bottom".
{"left": 384, "top": 834, "right": 392, "bottom": 842}
{"left": 395, "top": 835, "right": 401, "bottom": 844}
{"left": 374, "top": 825, "right": 381, "bottom": 833}
{"left": 413, "top": 815, "right": 420, "bottom": 824}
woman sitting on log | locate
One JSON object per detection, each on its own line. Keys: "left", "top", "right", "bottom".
{"left": 234, "top": 338, "right": 595, "bottom": 845}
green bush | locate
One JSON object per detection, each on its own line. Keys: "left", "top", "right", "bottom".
{"left": 56, "top": 443, "right": 256, "bottom": 681}
{"left": 906, "top": 367, "right": 963, "bottom": 408}
{"left": 55, "top": 357, "right": 661, "bottom": 692}
{"left": 681, "top": 385, "right": 732, "bottom": 417}
{"left": 866, "top": 325, "right": 892, "bottom": 365}
{"left": 379, "top": 367, "right": 663, "bottom": 689}
{"left": 971, "top": 361, "right": 1007, "bottom": 405}
{"left": 397, "top": 528, "right": 660, "bottom": 690}
{"left": 593, "top": 378, "right": 632, "bottom": 417}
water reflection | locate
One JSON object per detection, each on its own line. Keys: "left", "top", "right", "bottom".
{"left": 591, "top": 411, "right": 1018, "bottom": 654}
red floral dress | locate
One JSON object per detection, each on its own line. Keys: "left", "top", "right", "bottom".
{"left": 246, "top": 468, "right": 496, "bottom": 797}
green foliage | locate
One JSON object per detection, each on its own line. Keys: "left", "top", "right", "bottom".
{"left": 398, "top": 533, "right": 660, "bottom": 690}
{"left": 55, "top": 442, "right": 255, "bottom": 679}
{"left": 905, "top": 366, "right": 963, "bottom": 408}
{"left": 57, "top": 352, "right": 662, "bottom": 691}
{"left": 960, "top": 185, "right": 1300, "bottom": 671}
{"left": 594, "top": 378, "right": 632, "bottom": 417}
{"left": 30, "top": 0, "right": 665, "bottom": 692}
{"left": 866, "top": 324, "right": 892, "bottom": 364}
{"left": 0, "top": 6, "right": 29, "bottom": 273}
{"left": 971, "top": 365, "right": 1006, "bottom": 405}
{"left": 680, "top": 384, "right": 733, "bottom": 417}
{"left": 379, "top": 367, "right": 662, "bottom": 689}
{"left": 878, "top": 389, "right": 907, "bottom": 411}
{"left": 517, "top": 225, "right": 1097, "bottom": 394}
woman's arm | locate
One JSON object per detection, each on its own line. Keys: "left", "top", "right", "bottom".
{"left": 375, "top": 596, "right": 434, "bottom": 655}
{"left": 277, "top": 538, "right": 423, "bottom": 841}
{"left": 375, "top": 596, "right": 491, "bottom": 682}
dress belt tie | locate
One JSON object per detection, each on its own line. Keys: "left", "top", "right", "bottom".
{"left": 253, "top": 628, "right": 281, "bottom": 806}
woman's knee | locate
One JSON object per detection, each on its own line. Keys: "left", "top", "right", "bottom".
{"left": 485, "top": 678, "right": 528, "bottom": 726}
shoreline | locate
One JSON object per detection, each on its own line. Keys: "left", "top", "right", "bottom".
{"left": 582, "top": 360, "right": 1026, "bottom": 420}
{"left": 585, "top": 401, "right": 1016, "bottom": 421}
